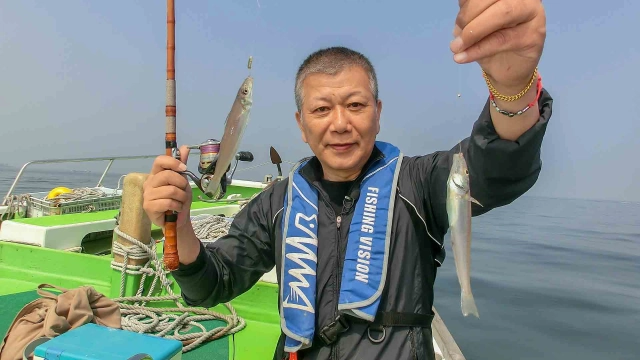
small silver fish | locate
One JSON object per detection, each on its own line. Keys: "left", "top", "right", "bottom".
{"left": 446, "top": 149, "right": 482, "bottom": 318}
{"left": 204, "top": 76, "right": 254, "bottom": 198}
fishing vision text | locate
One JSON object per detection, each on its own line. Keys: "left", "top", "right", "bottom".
{"left": 356, "top": 187, "right": 379, "bottom": 284}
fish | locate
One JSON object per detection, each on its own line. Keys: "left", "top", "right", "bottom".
{"left": 204, "top": 75, "right": 254, "bottom": 199}
{"left": 446, "top": 147, "right": 483, "bottom": 318}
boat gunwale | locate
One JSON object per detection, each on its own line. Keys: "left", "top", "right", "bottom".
{"left": 0, "top": 151, "right": 222, "bottom": 206}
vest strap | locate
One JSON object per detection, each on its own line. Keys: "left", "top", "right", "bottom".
{"left": 317, "top": 311, "right": 435, "bottom": 346}
{"left": 372, "top": 311, "right": 434, "bottom": 327}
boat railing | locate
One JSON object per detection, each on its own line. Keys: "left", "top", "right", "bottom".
{"left": 1, "top": 153, "right": 201, "bottom": 206}
{"left": 432, "top": 307, "right": 466, "bottom": 360}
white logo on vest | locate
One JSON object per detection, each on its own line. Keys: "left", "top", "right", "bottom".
{"left": 282, "top": 213, "right": 318, "bottom": 314}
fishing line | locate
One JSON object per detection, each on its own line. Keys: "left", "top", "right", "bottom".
{"left": 247, "top": 0, "right": 263, "bottom": 76}
{"left": 456, "top": 57, "right": 462, "bottom": 114}
{"left": 455, "top": 47, "right": 465, "bottom": 153}
{"left": 457, "top": 61, "right": 462, "bottom": 100}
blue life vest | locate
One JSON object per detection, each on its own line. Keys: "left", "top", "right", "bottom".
{"left": 279, "top": 141, "right": 403, "bottom": 352}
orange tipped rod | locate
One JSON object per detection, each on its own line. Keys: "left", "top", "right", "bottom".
{"left": 163, "top": 0, "right": 179, "bottom": 271}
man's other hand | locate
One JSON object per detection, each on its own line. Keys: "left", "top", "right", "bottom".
{"left": 450, "top": 0, "right": 546, "bottom": 93}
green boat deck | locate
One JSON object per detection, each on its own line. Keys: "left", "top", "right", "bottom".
{"left": 0, "top": 238, "right": 281, "bottom": 359}
{"left": 0, "top": 290, "right": 280, "bottom": 359}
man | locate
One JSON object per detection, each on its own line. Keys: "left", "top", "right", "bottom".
{"left": 142, "top": 1, "right": 551, "bottom": 359}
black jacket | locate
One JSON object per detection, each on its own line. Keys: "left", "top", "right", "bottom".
{"left": 172, "top": 89, "right": 553, "bottom": 360}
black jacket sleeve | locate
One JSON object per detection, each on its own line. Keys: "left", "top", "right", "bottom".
{"left": 419, "top": 88, "right": 553, "bottom": 237}
{"left": 170, "top": 187, "right": 277, "bottom": 308}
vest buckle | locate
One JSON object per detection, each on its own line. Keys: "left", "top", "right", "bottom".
{"left": 318, "top": 314, "right": 350, "bottom": 346}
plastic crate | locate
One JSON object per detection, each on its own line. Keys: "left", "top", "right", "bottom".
{"left": 25, "top": 187, "right": 123, "bottom": 217}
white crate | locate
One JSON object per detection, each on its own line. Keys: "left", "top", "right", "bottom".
{"left": 25, "top": 187, "right": 122, "bottom": 217}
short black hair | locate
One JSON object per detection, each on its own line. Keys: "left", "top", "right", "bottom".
{"left": 294, "top": 46, "right": 378, "bottom": 111}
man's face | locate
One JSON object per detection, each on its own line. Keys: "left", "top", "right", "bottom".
{"left": 295, "top": 66, "right": 382, "bottom": 181}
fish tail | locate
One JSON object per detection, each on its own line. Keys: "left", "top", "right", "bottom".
{"left": 461, "top": 291, "right": 480, "bottom": 318}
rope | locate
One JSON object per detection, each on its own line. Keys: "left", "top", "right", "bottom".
{"left": 0, "top": 194, "right": 29, "bottom": 219}
{"left": 110, "top": 216, "right": 245, "bottom": 353}
{"left": 2, "top": 186, "right": 120, "bottom": 220}
{"left": 46, "top": 187, "right": 108, "bottom": 204}
{"left": 190, "top": 214, "right": 233, "bottom": 242}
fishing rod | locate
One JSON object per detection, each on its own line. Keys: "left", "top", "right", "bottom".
{"left": 163, "top": 0, "right": 179, "bottom": 271}
{"left": 161, "top": 1, "right": 259, "bottom": 271}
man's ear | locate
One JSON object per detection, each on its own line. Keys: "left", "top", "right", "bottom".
{"left": 375, "top": 99, "right": 382, "bottom": 134}
{"left": 295, "top": 111, "right": 308, "bottom": 143}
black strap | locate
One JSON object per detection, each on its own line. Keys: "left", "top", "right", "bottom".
{"left": 372, "top": 311, "right": 434, "bottom": 327}
{"left": 317, "top": 311, "right": 434, "bottom": 346}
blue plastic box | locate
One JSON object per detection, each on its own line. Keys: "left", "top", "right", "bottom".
{"left": 32, "top": 323, "right": 182, "bottom": 360}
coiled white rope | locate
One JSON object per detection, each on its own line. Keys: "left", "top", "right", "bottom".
{"left": 191, "top": 214, "right": 233, "bottom": 242}
{"left": 110, "top": 214, "right": 245, "bottom": 353}
{"left": 46, "top": 187, "right": 108, "bottom": 203}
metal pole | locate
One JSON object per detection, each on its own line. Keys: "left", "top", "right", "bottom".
{"left": 96, "top": 159, "right": 115, "bottom": 187}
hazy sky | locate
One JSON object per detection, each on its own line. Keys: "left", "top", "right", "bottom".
{"left": 1, "top": 0, "right": 638, "bottom": 202}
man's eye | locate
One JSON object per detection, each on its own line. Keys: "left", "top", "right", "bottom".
{"left": 314, "top": 106, "right": 329, "bottom": 113}
{"left": 348, "top": 102, "right": 363, "bottom": 109}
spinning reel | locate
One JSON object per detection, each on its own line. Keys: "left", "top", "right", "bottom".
{"left": 178, "top": 139, "right": 254, "bottom": 201}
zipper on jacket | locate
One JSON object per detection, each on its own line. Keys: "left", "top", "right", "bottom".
{"left": 333, "top": 215, "right": 341, "bottom": 360}
{"left": 316, "top": 195, "right": 353, "bottom": 360}
{"left": 335, "top": 193, "right": 355, "bottom": 280}
{"left": 306, "top": 167, "right": 375, "bottom": 360}
{"left": 332, "top": 203, "right": 344, "bottom": 360}
{"left": 332, "top": 194, "right": 355, "bottom": 360}
{"left": 307, "top": 185, "right": 340, "bottom": 360}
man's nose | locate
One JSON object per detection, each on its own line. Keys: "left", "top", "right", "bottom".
{"left": 330, "top": 106, "right": 349, "bottom": 133}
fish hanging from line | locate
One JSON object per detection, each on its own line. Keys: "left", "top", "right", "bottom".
{"left": 446, "top": 146, "right": 482, "bottom": 318}
{"left": 203, "top": 75, "right": 254, "bottom": 199}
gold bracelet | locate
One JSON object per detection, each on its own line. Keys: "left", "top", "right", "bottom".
{"left": 482, "top": 67, "right": 538, "bottom": 102}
